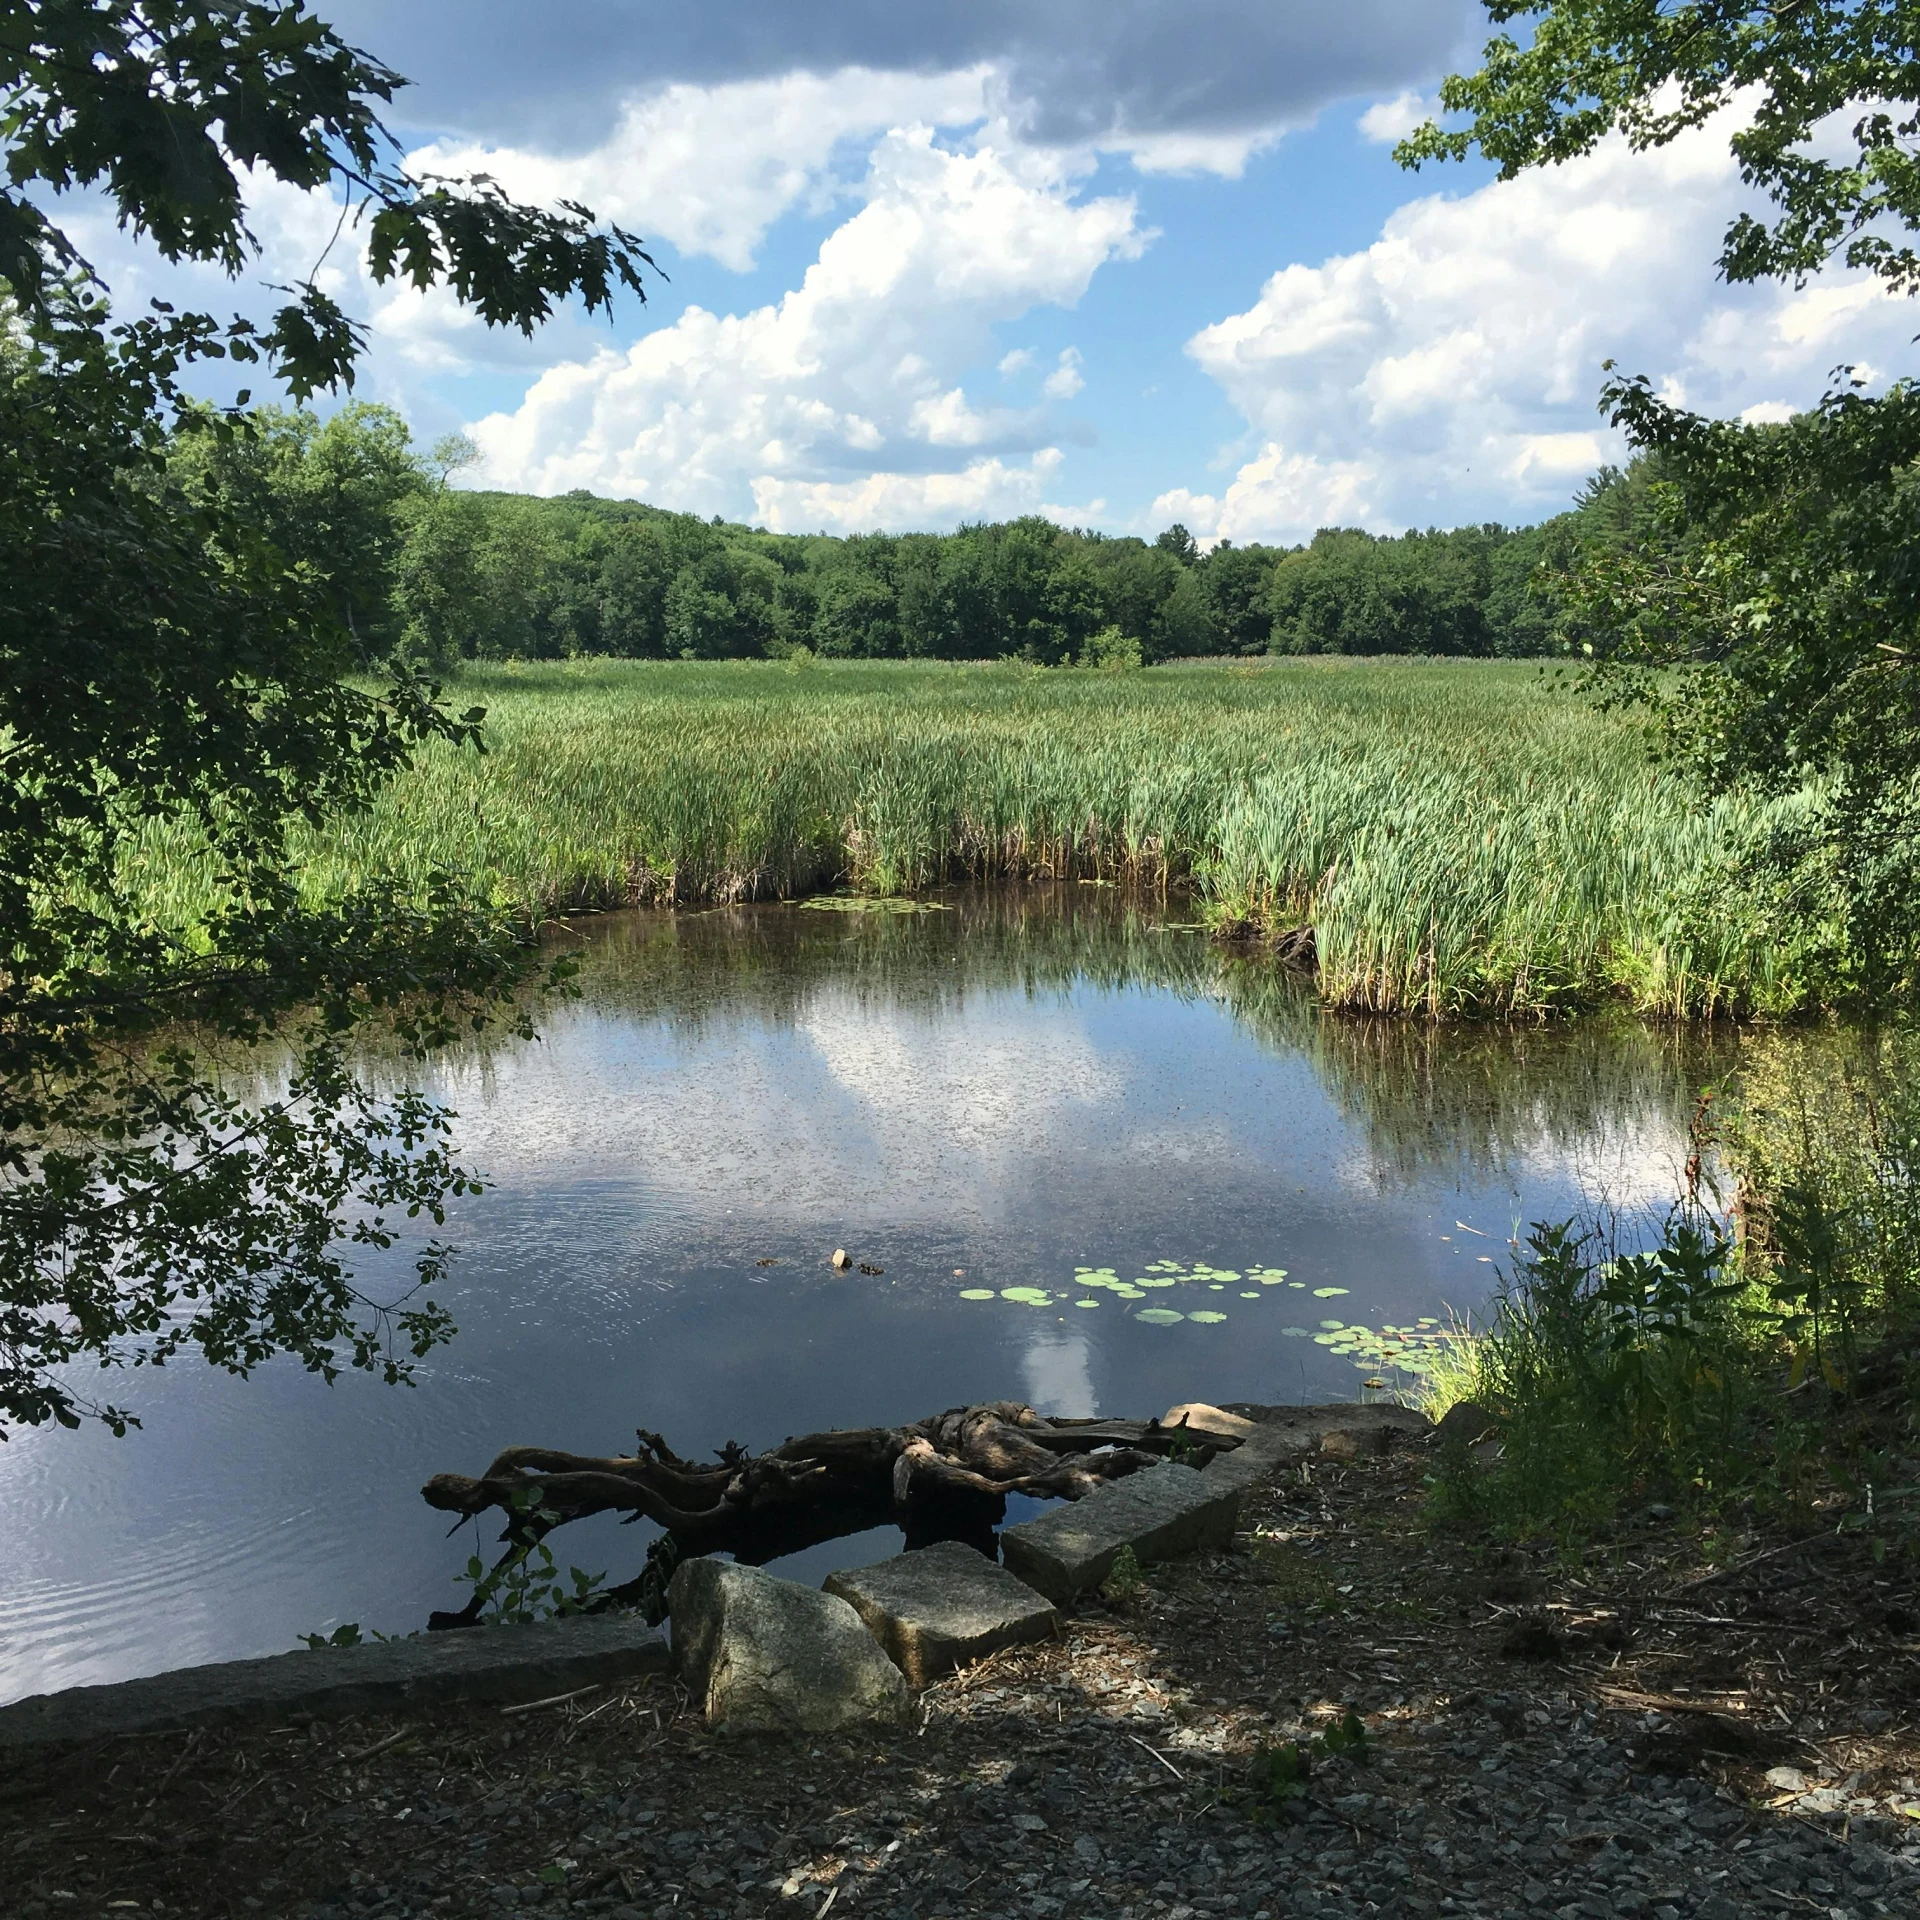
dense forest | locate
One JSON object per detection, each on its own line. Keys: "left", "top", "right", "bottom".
{"left": 172, "top": 402, "right": 1661, "bottom": 668}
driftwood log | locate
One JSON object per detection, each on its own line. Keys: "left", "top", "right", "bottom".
{"left": 421, "top": 1400, "right": 1239, "bottom": 1630}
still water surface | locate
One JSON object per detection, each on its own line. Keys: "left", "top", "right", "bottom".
{"left": 0, "top": 892, "right": 1731, "bottom": 1704}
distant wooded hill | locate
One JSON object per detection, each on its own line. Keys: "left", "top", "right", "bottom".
{"left": 170, "top": 403, "right": 1666, "bottom": 667}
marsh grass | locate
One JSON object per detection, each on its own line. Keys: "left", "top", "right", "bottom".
{"left": 123, "top": 656, "right": 1829, "bottom": 1016}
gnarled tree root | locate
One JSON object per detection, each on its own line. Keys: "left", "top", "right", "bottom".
{"left": 421, "top": 1400, "right": 1236, "bottom": 1630}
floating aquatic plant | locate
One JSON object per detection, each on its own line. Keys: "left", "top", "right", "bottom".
{"left": 798, "top": 895, "right": 949, "bottom": 914}
{"left": 956, "top": 1256, "right": 1442, "bottom": 1362}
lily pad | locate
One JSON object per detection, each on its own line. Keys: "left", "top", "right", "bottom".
{"left": 1135, "top": 1307, "right": 1185, "bottom": 1326}
{"left": 1187, "top": 1310, "right": 1228, "bottom": 1324}
{"left": 1075, "top": 1299, "right": 1101, "bottom": 1309}
{"left": 1133, "top": 1276, "right": 1178, "bottom": 1289}
{"left": 1312, "top": 1287, "right": 1350, "bottom": 1298}
{"left": 1113, "top": 1285, "right": 1146, "bottom": 1299}
{"left": 958, "top": 1288, "right": 996, "bottom": 1301}
{"left": 1001, "top": 1287, "right": 1052, "bottom": 1306}
{"left": 799, "top": 895, "right": 948, "bottom": 914}
{"left": 1281, "top": 1326, "right": 1310, "bottom": 1337}
{"left": 1320, "top": 1319, "right": 1345, "bottom": 1329}
{"left": 1240, "top": 1291, "right": 1261, "bottom": 1299}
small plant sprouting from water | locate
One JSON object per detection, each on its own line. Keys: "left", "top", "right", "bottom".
{"left": 456, "top": 1487, "right": 609, "bottom": 1626}
{"left": 457, "top": 1542, "right": 607, "bottom": 1625}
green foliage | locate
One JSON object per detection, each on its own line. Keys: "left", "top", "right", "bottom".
{"left": 3, "top": 1, "right": 655, "bottom": 397}
{"left": 1247, "top": 1711, "right": 1370, "bottom": 1815}
{"left": 1399, "top": 3, "right": 1920, "bottom": 300}
{"left": 1099, "top": 1544, "right": 1145, "bottom": 1600}
{"left": 1080, "top": 624, "right": 1144, "bottom": 671}
{"left": 1430, "top": 1044, "right": 1920, "bottom": 1544}
{"left": 457, "top": 1541, "right": 608, "bottom": 1627}
{"left": 455, "top": 1490, "right": 607, "bottom": 1626}
{"left": 1401, "top": 2, "right": 1920, "bottom": 980}
{"left": 182, "top": 406, "right": 1619, "bottom": 670}
{"left": 1445, "top": 1214, "right": 1748, "bottom": 1538}
{"left": 0, "top": 3, "right": 646, "bottom": 1436}
{"left": 1271, "top": 525, "right": 1506, "bottom": 656}
{"left": 1724, "top": 1028, "right": 1920, "bottom": 1390}
{"left": 1567, "top": 377, "right": 1920, "bottom": 988}
{"left": 169, "top": 400, "right": 429, "bottom": 659}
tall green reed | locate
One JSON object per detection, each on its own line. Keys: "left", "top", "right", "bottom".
{"left": 119, "top": 656, "right": 1829, "bottom": 1017}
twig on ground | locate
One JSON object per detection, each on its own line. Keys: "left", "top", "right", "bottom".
{"left": 339, "top": 1728, "right": 414, "bottom": 1765}
{"left": 1129, "top": 1735, "right": 1188, "bottom": 1782}
{"left": 500, "top": 1686, "right": 602, "bottom": 1717}
{"left": 154, "top": 1731, "right": 202, "bottom": 1795}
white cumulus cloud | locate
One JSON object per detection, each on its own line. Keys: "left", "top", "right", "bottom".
{"left": 408, "top": 67, "right": 993, "bottom": 273}
{"left": 1357, "top": 90, "right": 1436, "bottom": 144}
{"left": 466, "top": 129, "right": 1145, "bottom": 525}
{"left": 753, "top": 452, "right": 1064, "bottom": 535}
{"left": 1171, "top": 112, "right": 1916, "bottom": 544}
{"left": 1042, "top": 347, "right": 1086, "bottom": 399}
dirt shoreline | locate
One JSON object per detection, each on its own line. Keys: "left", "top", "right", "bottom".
{"left": 4, "top": 1439, "right": 1917, "bottom": 1920}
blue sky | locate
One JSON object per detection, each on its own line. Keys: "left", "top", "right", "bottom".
{"left": 66, "top": 2, "right": 1914, "bottom": 542}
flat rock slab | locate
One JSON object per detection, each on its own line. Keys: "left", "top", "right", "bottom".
{"left": 824, "top": 1540, "right": 1057, "bottom": 1687}
{"left": 1000, "top": 1461, "right": 1239, "bottom": 1603}
{"left": 0, "top": 1612, "right": 668, "bottom": 1749}
{"left": 668, "top": 1557, "right": 910, "bottom": 1734}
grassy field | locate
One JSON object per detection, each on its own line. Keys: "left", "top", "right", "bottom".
{"left": 129, "top": 655, "right": 1827, "bottom": 1016}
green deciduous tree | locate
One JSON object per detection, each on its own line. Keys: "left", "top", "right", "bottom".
{"left": 1402, "top": 1, "right": 1920, "bottom": 978}
{"left": 0, "top": 0, "right": 655, "bottom": 1435}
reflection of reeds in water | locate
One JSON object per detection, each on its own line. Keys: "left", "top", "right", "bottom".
{"left": 506, "top": 893, "right": 1741, "bottom": 1190}
{"left": 119, "top": 658, "right": 1824, "bottom": 1017}
{"left": 1219, "top": 957, "right": 1739, "bottom": 1188}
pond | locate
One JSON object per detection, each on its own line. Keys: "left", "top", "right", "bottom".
{"left": 0, "top": 889, "right": 1735, "bottom": 1706}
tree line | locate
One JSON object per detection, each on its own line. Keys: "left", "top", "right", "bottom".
{"left": 172, "top": 402, "right": 1663, "bottom": 669}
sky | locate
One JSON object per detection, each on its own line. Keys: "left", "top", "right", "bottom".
{"left": 58, "top": 1, "right": 1918, "bottom": 543}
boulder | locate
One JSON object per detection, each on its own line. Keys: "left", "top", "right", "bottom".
{"left": 824, "top": 1541, "right": 1057, "bottom": 1687}
{"left": 1431, "top": 1400, "right": 1500, "bottom": 1448}
{"left": 999, "top": 1462, "right": 1240, "bottom": 1603}
{"left": 667, "top": 1557, "right": 909, "bottom": 1733}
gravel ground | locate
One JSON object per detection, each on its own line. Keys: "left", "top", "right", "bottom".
{"left": 4, "top": 1438, "right": 1917, "bottom": 1920}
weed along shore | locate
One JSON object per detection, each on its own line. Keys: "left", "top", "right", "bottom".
{"left": 3, "top": 1404, "right": 1916, "bottom": 1920}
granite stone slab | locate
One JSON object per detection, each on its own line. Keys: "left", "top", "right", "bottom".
{"left": 998, "top": 1461, "right": 1239, "bottom": 1602}
{"left": 0, "top": 1611, "right": 668, "bottom": 1748}
{"left": 824, "top": 1540, "right": 1057, "bottom": 1686}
